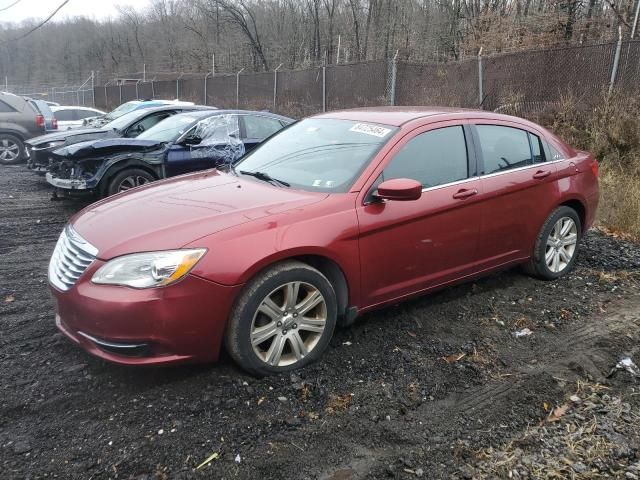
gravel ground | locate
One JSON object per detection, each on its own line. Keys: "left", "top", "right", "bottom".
{"left": 1, "top": 165, "right": 640, "bottom": 480}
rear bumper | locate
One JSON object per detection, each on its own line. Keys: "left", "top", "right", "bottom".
{"left": 51, "top": 269, "right": 242, "bottom": 366}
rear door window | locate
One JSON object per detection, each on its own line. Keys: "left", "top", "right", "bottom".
{"left": 54, "top": 110, "right": 74, "bottom": 121}
{"left": 242, "top": 115, "right": 284, "bottom": 139}
{"left": 476, "top": 125, "right": 533, "bottom": 174}
{"left": 383, "top": 126, "right": 469, "bottom": 188}
{"left": 76, "top": 109, "right": 99, "bottom": 120}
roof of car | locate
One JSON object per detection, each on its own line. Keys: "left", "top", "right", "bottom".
{"left": 171, "top": 109, "right": 294, "bottom": 122}
{"left": 314, "top": 106, "right": 509, "bottom": 127}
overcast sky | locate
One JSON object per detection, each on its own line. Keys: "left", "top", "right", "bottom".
{"left": 0, "top": 0, "right": 150, "bottom": 23}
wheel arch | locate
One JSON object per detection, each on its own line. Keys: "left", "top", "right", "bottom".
{"left": 558, "top": 198, "right": 587, "bottom": 233}
{"left": 98, "top": 158, "right": 161, "bottom": 194}
{"left": 0, "top": 129, "right": 26, "bottom": 141}
{"left": 235, "top": 251, "right": 352, "bottom": 320}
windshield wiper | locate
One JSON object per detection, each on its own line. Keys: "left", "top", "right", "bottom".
{"left": 239, "top": 170, "right": 290, "bottom": 187}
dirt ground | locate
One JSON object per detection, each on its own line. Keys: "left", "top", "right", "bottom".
{"left": 1, "top": 165, "right": 639, "bottom": 480}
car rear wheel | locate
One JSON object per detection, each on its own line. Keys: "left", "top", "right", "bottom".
{"left": 105, "top": 168, "right": 155, "bottom": 197}
{"left": 0, "top": 134, "right": 24, "bottom": 165}
{"left": 225, "top": 261, "right": 337, "bottom": 376}
{"left": 525, "top": 206, "right": 582, "bottom": 280}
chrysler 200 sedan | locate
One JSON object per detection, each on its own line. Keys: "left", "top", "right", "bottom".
{"left": 49, "top": 107, "right": 599, "bottom": 376}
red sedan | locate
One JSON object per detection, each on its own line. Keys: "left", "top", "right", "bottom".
{"left": 49, "top": 107, "right": 599, "bottom": 375}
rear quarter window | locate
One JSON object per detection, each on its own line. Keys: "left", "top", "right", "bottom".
{"left": 0, "top": 100, "right": 15, "bottom": 113}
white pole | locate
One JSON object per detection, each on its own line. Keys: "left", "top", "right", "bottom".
{"left": 609, "top": 26, "right": 623, "bottom": 94}
{"left": 336, "top": 35, "right": 341, "bottom": 64}
{"left": 236, "top": 67, "right": 244, "bottom": 108}
{"left": 632, "top": 0, "right": 640, "bottom": 39}
{"left": 273, "top": 63, "right": 283, "bottom": 111}
{"left": 212, "top": 53, "right": 215, "bottom": 77}
{"left": 143, "top": 64, "right": 146, "bottom": 83}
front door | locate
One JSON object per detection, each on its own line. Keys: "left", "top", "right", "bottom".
{"left": 356, "top": 123, "right": 483, "bottom": 307}
{"left": 165, "top": 114, "right": 245, "bottom": 177}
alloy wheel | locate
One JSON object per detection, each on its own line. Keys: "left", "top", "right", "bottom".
{"left": 545, "top": 217, "right": 578, "bottom": 273}
{"left": 117, "top": 175, "right": 150, "bottom": 192}
{"left": 0, "top": 138, "right": 20, "bottom": 162}
{"left": 250, "top": 281, "right": 327, "bottom": 367}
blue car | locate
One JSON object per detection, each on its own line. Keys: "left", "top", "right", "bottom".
{"left": 46, "top": 110, "right": 294, "bottom": 197}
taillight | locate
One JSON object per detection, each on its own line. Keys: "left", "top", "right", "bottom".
{"left": 52, "top": 118, "right": 58, "bottom": 129}
{"left": 590, "top": 159, "right": 599, "bottom": 177}
{"left": 35, "top": 114, "right": 45, "bottom": 128}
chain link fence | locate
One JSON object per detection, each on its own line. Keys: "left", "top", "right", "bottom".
{"left": 56, "top": 39, "right": 637, "bottom": 120}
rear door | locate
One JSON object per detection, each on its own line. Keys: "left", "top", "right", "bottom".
{"left": 474, "top": 123, "right": 559, "bottom": 269}
{"left": 356, "top": 122, "right": 483, "bottom": 306}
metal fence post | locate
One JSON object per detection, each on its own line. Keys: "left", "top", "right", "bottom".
{"left": 609, "top": 26, "right": 623, "bottom": 95}
{"left": 204, "top": 72, "right": 212, "bottom": 105}
{"left": 91, "top": 71, "right": 95, "bottom": 108}
{"left": 151, "top": 80, "right": 155, "bottom": 100}
{"left": 135, "top": 79, "right": 141, "bottom": 100}
{"left": 322, "top": 66, "right": 326, "bottom": 112}
{"left": 478, "top": 46, "right": 484, "bottom": 108}
{"left": 176, "top": 73, "right": 184, "bottom": 100}
{"left": 119, "top": 83, "right": 122, "bottom": 105}
{"left": 273, "top": 63, "right": 283, "bottom": 112}
{"left": 389, "top": 50, "right": 398, "bottom": 106}
{"left": 236, "top": 68, "right": 245, "bottom": 108}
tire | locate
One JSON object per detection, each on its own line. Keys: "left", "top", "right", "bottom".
{"left": 104, "top": 168, "right": 155, "bottom": 197}
{"left": 0, "top": 134, "right": 25, "bottom": 165}
{"left": 524, "top": 206, "right": 582, "bottom": 280}
{"left": 225, "top": 260, "right": 337, "bottom": 377}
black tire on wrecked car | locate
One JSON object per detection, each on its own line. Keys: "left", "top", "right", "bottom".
{"left": 0, "top": 133, "right": 25, "bottom": 165}
{"left": 225, "top": 260, "right": 337, "bottom": 377}
{"left": 524, "top": 205, "right": 582, "bottom": 280}
{"left": 104, "top": 168, "right": 156, "bottom": 197}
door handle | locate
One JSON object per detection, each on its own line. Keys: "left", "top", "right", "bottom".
{"left": 533, "top": 170, "right": 551, "bottom": 179}
{"left": 452, "top": 188, "right": 478, "bottom": 200}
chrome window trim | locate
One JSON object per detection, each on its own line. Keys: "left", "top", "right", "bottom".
{"left": 479, "top": 158, "right": 565, "bottom": 179}
{"left": 421, "top": 177, "right": 477, "bottom": 193}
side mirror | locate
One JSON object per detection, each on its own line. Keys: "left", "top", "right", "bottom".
{"left": 376, "top": 178, "right": 422, "bottom": 201}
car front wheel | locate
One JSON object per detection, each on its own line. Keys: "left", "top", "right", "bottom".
{"left": 225, "top": 261, "right": 337, "bottom": 376}
{"left": 104, "top": 168, "right": 155, "bottom": 197}
{"left": 525, "top": 206, "right": 582, "bottom": 280}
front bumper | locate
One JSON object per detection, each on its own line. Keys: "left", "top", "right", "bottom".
{"left": 46, "top": 172, "right": 89, "bottom": 190}
{"left": 25, "top": 145, "right": 53, "bottom": 173}
{"left": 51, "top": 265, "right": 242, "bottom": 366}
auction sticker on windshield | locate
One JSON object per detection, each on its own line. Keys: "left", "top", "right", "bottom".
{"left": 349, "top": 123, "right": 392, "bottom": 138}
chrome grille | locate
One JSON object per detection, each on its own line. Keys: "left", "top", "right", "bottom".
{"left": 49, "top": 226, "right": 98, "bottom": 291}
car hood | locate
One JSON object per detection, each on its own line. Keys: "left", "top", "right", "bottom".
{"left": 52, "top": 138, "right": 163, "bottom": 160}
{"left": 26, "top": 127, "right": 111, "bottom": 146}
{"left": 71, "top": 170, "right": 329, "bottom": 259}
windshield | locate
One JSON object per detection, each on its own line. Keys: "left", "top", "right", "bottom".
{"left": 104, "top": 101, "right": 140, "bottom": 121}
{"left": 236, "top": 118, "right": 397, "bottom": 192}
{"left": 137, "top": 114, "right": 198, "bottom": 142}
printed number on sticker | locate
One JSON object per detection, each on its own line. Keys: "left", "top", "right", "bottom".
{"left": 349, "top": 123, "right": 392, "bottom": 138}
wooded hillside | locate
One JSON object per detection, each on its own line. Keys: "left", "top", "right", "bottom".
{"left": 1, "top": 0, "right": 638, "bottom": 86}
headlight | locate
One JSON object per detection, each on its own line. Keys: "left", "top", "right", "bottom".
{"left": 92, "top": 249, "right": 207, "bottom": 288}
{"left": 47, "top": 141, "right": 65, "bottom": 148}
